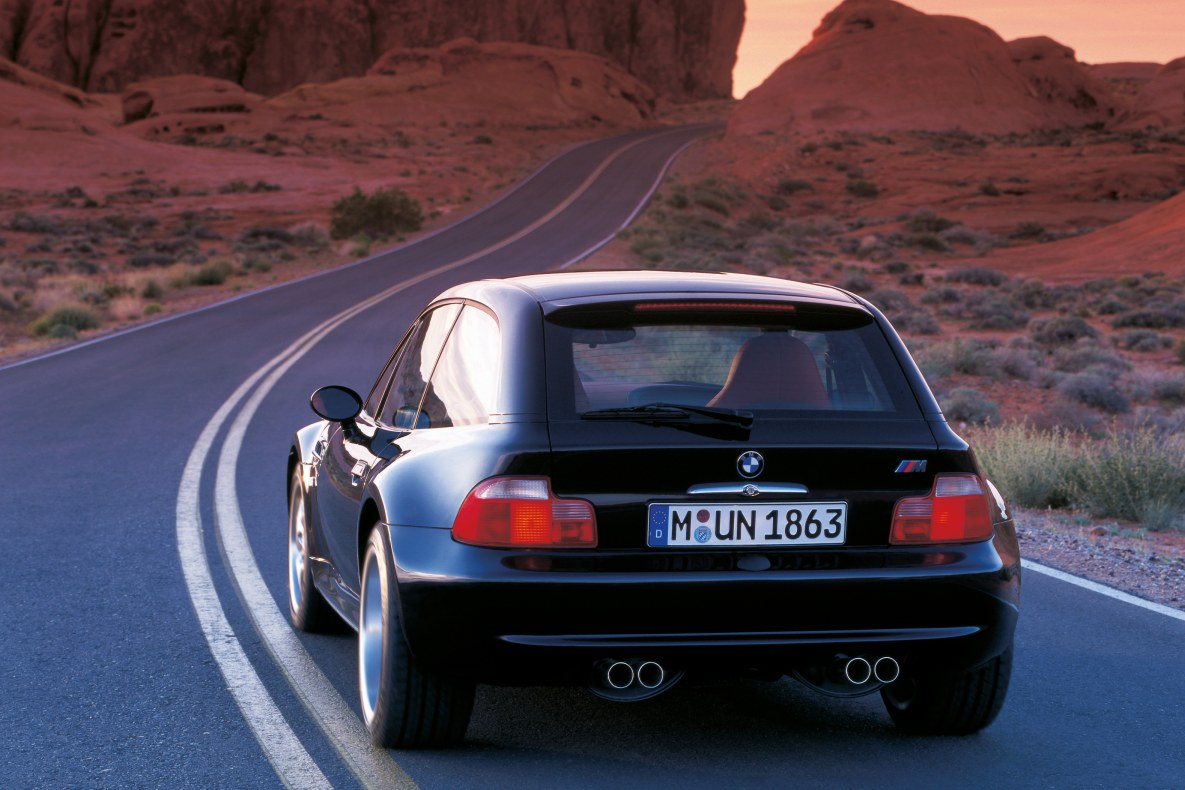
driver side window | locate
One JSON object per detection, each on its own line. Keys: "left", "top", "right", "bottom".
{"left": 377, "top": 303, "right": 461, "bottom": 428}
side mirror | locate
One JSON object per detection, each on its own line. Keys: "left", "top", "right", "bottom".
{"left": 310, "top": 386, "right": 362, "bottom": 424}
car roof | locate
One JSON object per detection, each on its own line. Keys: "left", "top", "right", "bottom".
{"left": 496, "top": 270, "right": 858, "bottom": 305}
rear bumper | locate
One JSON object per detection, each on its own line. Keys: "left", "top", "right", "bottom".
{"left": 390, "top": 522, "right": 1021, "bottom": 685}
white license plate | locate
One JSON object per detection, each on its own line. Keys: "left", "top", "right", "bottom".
{"left": 647, "top": 502, "right": 847, "bottom": 547}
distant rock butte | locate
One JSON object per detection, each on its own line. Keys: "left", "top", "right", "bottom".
{"left": 729, "top": 0, "right": 1128, "bottom": 136}
{"left": 1116, "top": 58, "right": 1185, "bottom": 130}
{"left": 113, "top": 39, "right": 656, "bottom": 141}
{"left": 0, "top": 0, "right": 743, "bottom": 100}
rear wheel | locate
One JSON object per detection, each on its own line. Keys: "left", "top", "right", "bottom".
{"left": 358, "top": 524, "right": 474, "bottom": 748}
{"left": 881, "top": 645, "right": 1012, "bottom": 735}
{"left": 288, "top": 469, "right": 333, "bottom": 631}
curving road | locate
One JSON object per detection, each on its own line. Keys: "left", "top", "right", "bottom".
{"left": 2, "top": 123, "right": 1185, "bottom": 789}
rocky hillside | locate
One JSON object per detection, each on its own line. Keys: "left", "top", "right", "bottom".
{"left": 729, "top": 0, "right": 1123, "bottom": 136}
{"left": 0, "top": 0, "right": 743, "bottom": 99}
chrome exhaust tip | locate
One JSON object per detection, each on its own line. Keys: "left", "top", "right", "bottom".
{"left": 873, "top": 656, "right": 900, "bottom": 684}
{"left": 636, "top": 661, "right": 664, "bottom": 689}
{"left": 843, "top": 656, "right": 872, "bottom": 685}
{"left": 605, "top": 660, "right": 635, "bottom": 690}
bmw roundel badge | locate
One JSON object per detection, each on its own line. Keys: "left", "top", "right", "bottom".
{"left": 737, "top": 451, "right": 764, "bottom": 479}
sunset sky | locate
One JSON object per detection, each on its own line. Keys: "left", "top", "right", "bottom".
{"left": 735, "top": 1, "right": 1185, "bottom": 98}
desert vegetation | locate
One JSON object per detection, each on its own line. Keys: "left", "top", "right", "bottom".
{"left": 604, "top": 125, "right": 1185, "bottom": 534}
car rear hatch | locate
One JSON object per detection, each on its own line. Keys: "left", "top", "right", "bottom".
{"left": 541, "top": 295, "right": 960, "bottom": 553}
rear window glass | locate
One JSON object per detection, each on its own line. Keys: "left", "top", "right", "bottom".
{"left": 545, "top": 305, "right": 920, "bottom": 418}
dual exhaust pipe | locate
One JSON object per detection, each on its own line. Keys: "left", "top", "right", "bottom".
{"left": 603, "top": 659, "right": 665, "bottom": 690}
{"left": 589, "top": 658, "right": 679, "bottom": 701}
{"left": 837, "top": 655, "right": 900, "bottom": 685}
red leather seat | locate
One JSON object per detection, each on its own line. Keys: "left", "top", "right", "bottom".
{"left": 707, "top": 333, "right": 830, "bottom": 409}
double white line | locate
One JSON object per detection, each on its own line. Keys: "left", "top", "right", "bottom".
{"left": 173, "top": 127, "right": 705, "bottom": 788}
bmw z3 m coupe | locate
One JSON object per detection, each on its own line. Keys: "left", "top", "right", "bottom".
{"left": 286, "top": 270, "right": 1020, "bottom": 748}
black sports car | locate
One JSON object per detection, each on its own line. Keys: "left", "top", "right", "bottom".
{"left": 287, "top": 270, "right": 1020, "bottom": 748}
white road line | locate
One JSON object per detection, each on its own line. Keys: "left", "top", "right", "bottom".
{"left": 177, "top": 367, "right": 332, "bottom": 790}
{"left": 178, "top": 128, "right": 699, "bottom": 789}
{"left": 1023, "top": 559, "right": 1185, "bottom": 623}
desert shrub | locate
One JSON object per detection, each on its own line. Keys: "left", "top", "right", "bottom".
{"left": 1030, "top": 316, "right": 1098, "bottom": 347}
{"left": 6, "top": 212, "right": 61, "bottom": 234}
{"left": 1116, "top": 330, "right": 1173, "bottom": 352}
{"left": 994, "top": 347, "right": 1039, "bottom": 382}
{"left": 141, "top": 280, "right": 163, "bottom": 299}
{"left": 944, "top": 266, "right": 1007, "bottom": 286}
{"left": 1111, "top": 307, "right": 1185, "bottom": 329}
{"left": 1052, "top": 344, "right": 1130, "bottom": 374}
{"left": 939, "top": 226, "right": 998, "bottom": 255}
{"left": 188, "top": 261, "right": 233, "bottom": 286}
{"left": 920, "top": 286, "right": 962, "bottom": 305}
{"left": 1144, "top": 375, "right": 1185, "bottom": 405}
{"left": 883, "top": 261, "right": 910, "bottom": 275}
{"left": 974, "top": 424, "right": 1078, "bottom": 508}
{"left": 867, "top": 288, "right": 910, "bottom": 312}
{"left": 1011, "top": 221, "right": 1045, "bottom": 239}
{"left": 905, "top": 210, "right": 958, "bottom": 234}
{"left": 838, "top": 272, "right": 872, "bottom": 293}
{"left": 979, "top": 181, "right": 1000, "bottom": 196}
{"left": 909, "top": 233, "right": 949, "bottom": 253}
{"left": 916, "top": 338, "right": 1000, "bottom": 379}
{"left": 1010, "top": 280, "right": 1058, "bottom": 310}
{"left": 964, "top": 293, "right": 1029, "bottom": 330}
{"left": 941, "top": 387, "right": 1000, "bottom": 425}
{"left": 29, "top": 305, "right": 100, "bottom": 336}
{"left": 666, "top": 188, "right": 689, "bottom": 209}
{"left": 764, "top": 195, "right": 788, "bottom": 211}
{"left": 290, "top": 222, "right": 331, "bottom": 251}
{"left": 775, "top": 178, "right": 813, "bottom": 195}
{"left": 127, "top": 253, "right": 176, "bottom": 268}
{"left": 629, "top": 235, "right": 665, "bottom": 263}
{"left": 238, "top": 226, "right": 294, "bottom": 246}
{"left": 891, "top": 310, "right": 940, "bottom": 335}
{"left": 470, "top": 134, "right": 493, "bottom": 145}
{"left": 1093, "top": 298, "right": 1127, "bottom": 315}
{"left": 1177, "top": 339, "right": 1185, "bottom": 365}
{"left": 1070, "top": 428, "right": 1185, "bottom": 530}
{"left": 1057, "top": 372, "right": 1130, "bottom": 413}
{"left": 330, "top": 186, "right": 423, "bottom": 239}
{"left": 690, "top": 177, "right": 746, "bottom": 216}
{"left": 844, "top": 179, "right": 879, "bottom": 198}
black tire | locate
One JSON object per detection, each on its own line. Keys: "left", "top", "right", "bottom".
{"left": 287, "top": 469, "right": 333, "bottom": 631}
{"left": 358, "top": 524, "right": 475, "bottom": 749}
{"left": 881, "top": 645, "right": 1013, "bottom": 735}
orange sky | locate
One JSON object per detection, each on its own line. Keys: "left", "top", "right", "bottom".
{"left": 735, "top": 1, "right": 1185, "bottom": 98}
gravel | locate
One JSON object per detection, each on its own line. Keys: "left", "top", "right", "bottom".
{"left": 1015, "top": 507, "right": 1185, "bottom": 612}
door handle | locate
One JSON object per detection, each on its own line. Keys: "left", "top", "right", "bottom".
{"left": 350, "top": 460, "right": 370, "bottom": 487}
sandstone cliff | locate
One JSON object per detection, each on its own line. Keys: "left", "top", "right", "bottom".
{"left": 0, "top": 0, "right": 743, "bottom": 99}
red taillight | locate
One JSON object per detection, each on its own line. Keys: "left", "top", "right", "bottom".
{"left": 452, "top": 477, "right": 597, "bottom": 548}
{"left": 890, "top": 474, "right": 994, "bottom": 544}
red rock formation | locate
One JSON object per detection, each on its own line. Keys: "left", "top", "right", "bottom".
{"left": 1116, "top": 57, "right": 1185, "bottom": 130}
{"left": 0, "top": 0, "right": 743, "bottom": 99}
{"left": 729, "top": 0, "right": 1052, "bottom": 136}
{"left": 1006, "top": 37, "right": 1121, "bottom": 126}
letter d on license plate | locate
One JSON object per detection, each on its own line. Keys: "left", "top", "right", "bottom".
{"left": 647, "top": 502, "right": 847, "bottom": 548}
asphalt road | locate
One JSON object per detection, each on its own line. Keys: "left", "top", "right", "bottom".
{"left": 2, "top": 122, "right": 1184, "bottom": 789}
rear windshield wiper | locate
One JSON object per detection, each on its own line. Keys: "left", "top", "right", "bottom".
{"left": 581, "top": 402, "right": 754, "bottom": 428}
